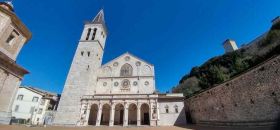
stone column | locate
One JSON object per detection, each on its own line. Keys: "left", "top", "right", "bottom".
{"left": 156, "top": 101, "right": 160, "bottom": 126}
{"left": 89, "top": 27, "right": 94, "bottom": 40}
{"left": 123, "top": 102, "right": 128, "bottom": 126}
{"left": 96, "top": 104, "right": 102, "bottom": 126}
{"left": 109, "top": 103, "right": 115, "bottom": 127}
{"left": 137, "top": 105, "right": 141, "bottom": 126}
{"left": 85, "top": 104, "right": 91, "bottom": 126}
{"left": 149, "top": 103, "right": 153, "bottom": 126}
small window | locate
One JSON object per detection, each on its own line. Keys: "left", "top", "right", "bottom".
{"left": 165, "top": 105, "right": 169, "bottom": 113}
{"left": 32, "top": 97, "right": 39, "bottom": 102}
{"left": 6, "top": 34, "right": 15, "bottom": 45}
{"left": 81, "top": 51, "right": 84, "bottom": 56}
{"left": 6, "top": 30, "right": 19, "bottom": 45}
{"left": 165, "top": 108, "right": 169, "bottom": 113}
{"left": 14, "top": 105, "right": 19, "bottom": 112}
{"left": 37, "top": 118, "right": 40, "bottom": 121}
{"left": 87, "top": 51, "right": 90, "bottom": 57}
{"left": 40, "top": 99, "right": 45, "bottom": 105}
{"left": 38, "top": 108, "right": 43, "bottom": 114}
{"left": 174, "top": 105, "right": 179, "bottom": 113}
{"left": 17, "top": 95, "right": 24, "bottom": 100}
{"left": 30, "top": 106, "right": 35, "bottom": 114}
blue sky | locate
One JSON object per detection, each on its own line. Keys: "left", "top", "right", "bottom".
{"left": 10, "top": 0, "right": 280, "bottom": 94}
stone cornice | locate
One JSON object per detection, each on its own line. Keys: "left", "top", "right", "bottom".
{"left": 97, "top": 76, "right": 154, "bottom": 80}
{"left": 0, "top": 51, "right": 29, "bottom": 79}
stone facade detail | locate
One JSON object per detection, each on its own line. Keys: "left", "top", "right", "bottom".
{"left": 185, "top": 55, "right": 280, "bottom": 126}
{"left": 0, "top": 2, "right": 31, "bottom": 124}
{"left": 53, "top": 10, "right": 186, "bottom": 127}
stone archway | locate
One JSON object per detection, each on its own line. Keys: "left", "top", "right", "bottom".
{"left": 128, "top": 103, "right": 137, "bottom": 125}
{"left": 101, "top": 104, "right": 111, "bottom": 126}
{"left": 114, "top": 103, "right": 124, "bottom": 125}
{"left": 88, "top": 104, "right": 98, "bottom": 125}
{"left": 141, "top": 103, "right": 150, "bottom": 125}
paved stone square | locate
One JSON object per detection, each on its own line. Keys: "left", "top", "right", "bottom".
{"left": 0, "top": 125, "right": 276, "bottom": 130}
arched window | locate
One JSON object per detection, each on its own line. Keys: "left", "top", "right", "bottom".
{"left": 120, "top": 63, "right": 133, "bottom": 77}
{"left": 86, "top": 28, "right": 91, "bottom": 40}
{"left": 91, "top": 28, "right": 97, "bottom": 40}
{"left": 165, "top": 105, "right": 169, "bottom": 113}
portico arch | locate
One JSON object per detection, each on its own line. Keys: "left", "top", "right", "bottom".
{"left": 88, "top": 104, "right": 98, "bottom": 125}
{"left": 128, "top": 103, "right": 137, "bottom": 125}
{"left": 114, "top": 103, "right": 124, "bottom": 125}
{"left": 141, "top": 103, "right": 150, "bottom": 125}
{"left": 101, "top": 104, "right": 111, "bottom": 126}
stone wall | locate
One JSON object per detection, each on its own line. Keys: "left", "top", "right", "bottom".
{"left": 185, "top": 55, "right": 280, "bottom": 126}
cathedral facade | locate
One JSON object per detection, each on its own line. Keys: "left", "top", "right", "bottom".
{"left": 54, "top": 10, "right": 186, "bottom": 127}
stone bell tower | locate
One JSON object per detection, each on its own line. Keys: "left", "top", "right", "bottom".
{"left": 0, "top": 1, "right": 31, "bottom": 124}
{"left": 53, "top": 9, "right": 107, "bottom": 126}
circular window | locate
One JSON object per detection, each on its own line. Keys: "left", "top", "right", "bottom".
{"left": 125, "top": 56, "right": 130, "bottom": 61}
{"left": 136, "top": 61, "right": 141, "bottom": 66}
{"left": 122, "top": 80, "right": 130, "bottom": 89}
{"left": 103, "top": 82, "right": 107, "bottom": 86}
{"left": 133, "top": 81, "right": 138, "bottom": 86}
{"left": 145, "top": 81, "right": 149, "bottom": 86}
{"left": 113, "top": 62, "right": 119, "bottom": 67}
{"left": 114, "top": 82, "right": 119, "bottom": 86}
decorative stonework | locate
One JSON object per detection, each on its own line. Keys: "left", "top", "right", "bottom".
{"left": 113, "top": 62, "right": 118, "bottom": 67}
{"left": 125, "top": 56, "right": 130, "bottom": 61}
{"left": 114, "top": 82, "right": 119, "bottom": 86}
{"left": 133, "top": 81, "right": 138, "bottom": 86}
{"left": 145, "top": 81, "right": 149, "bottom": 86}
{"left": 121, "top": 79, "right": 130, "bottom": 89}
{"left": 136, "top": 61, "right": 141, "bottom": 66}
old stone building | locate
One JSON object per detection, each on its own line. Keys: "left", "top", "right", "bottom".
{"left": 0, "top": 1, "right": 31, "bottom": 124}
{"left": 53, "top": 10, "right": 186, "bottom": 127}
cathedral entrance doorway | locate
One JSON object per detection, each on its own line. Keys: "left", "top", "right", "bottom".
{"left": 88, "top": 104, "right": 98, "bottom": 125}
{"left": 141, "top": 103, "right": 150, "bottom": 125}
{"left": 128, "top": 103, "right": 137, "bottom": 125}
{"left": 101, "top": 104, "right": 110, "bottom": 126}
{"left": 114, "top": 103, "right": 124, "bottom": 125}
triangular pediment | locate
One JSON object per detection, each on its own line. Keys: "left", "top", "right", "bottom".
{"left": 101, "top": 52, "right": 153, "bottom": 67}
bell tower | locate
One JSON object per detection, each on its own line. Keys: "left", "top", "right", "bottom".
{"left": 54, "top": 9, "right": 108, "bottom": 125}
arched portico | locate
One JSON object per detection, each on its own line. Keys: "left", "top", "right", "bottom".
{"left": 88, "top": 104, "right": 98, "bottom": 125}
{"left": 141, "top": 103, "right": 150, "bottom": 125}
{"left": 101, "top": 104, "right": 110, "bottom": 126}
{"left": 128, "top": 103, "right": 137, "bottom": 125}
{"left": 84, "top": 100, "right": 156, "bottom": 127}
{"left": 114, "top": 103, "right": 124, "bottom": 125}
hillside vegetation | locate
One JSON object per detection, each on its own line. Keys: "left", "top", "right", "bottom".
{"left": 172, "top": 21, "right": 280, "bottom": 97}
